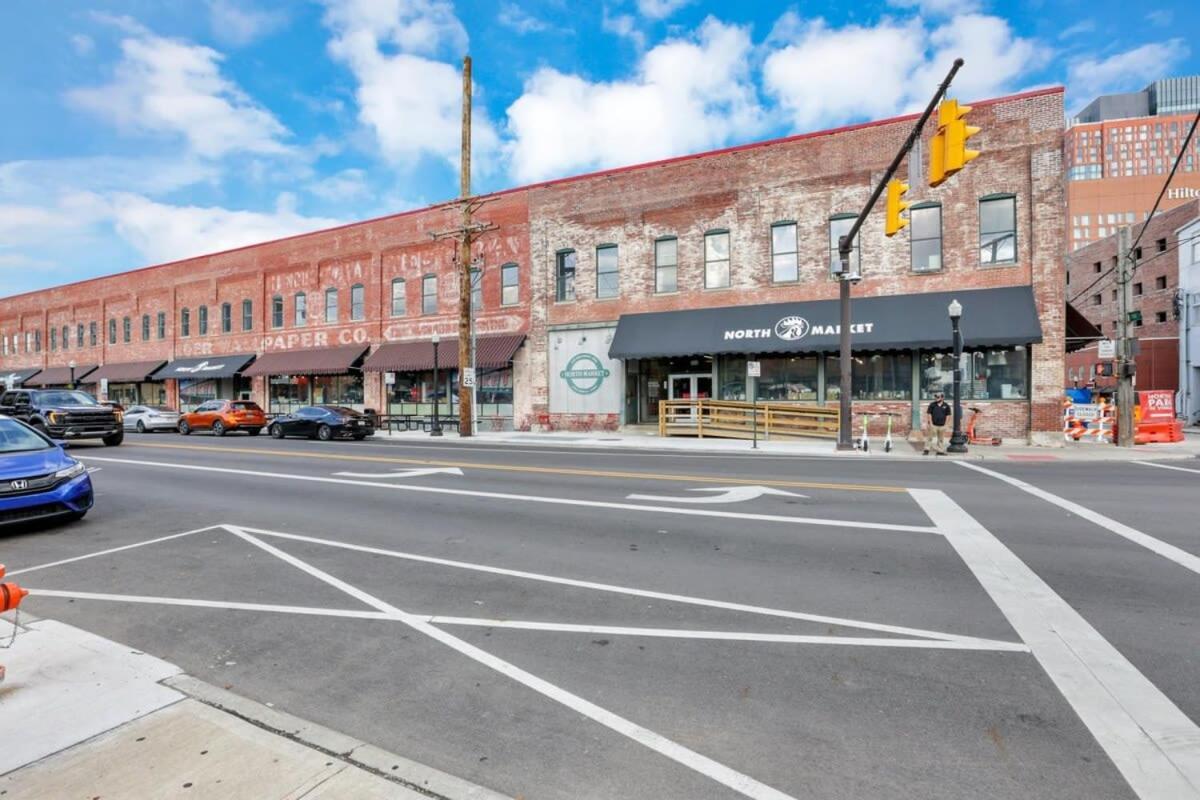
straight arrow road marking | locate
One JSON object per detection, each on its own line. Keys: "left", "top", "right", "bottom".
{"left": 332, "top": 467, "right": 464, "bottom": 479}
{"left": 628, "top": 486, "right": 808, "bottom": 504}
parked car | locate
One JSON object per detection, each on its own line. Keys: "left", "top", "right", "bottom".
{"left": 0, "top": 389, "right": 123, "bottom": 446}
{"left": 0, "top": 416, "right": 94, "bottom": 525}
{"left": 124, "top": 405, "right": 181, "bottom": 433}
{"left": 178, "top": 400, "right": 265, "bottom": 436}
{"left": 269, "top": 406, "right": 375, "bottom": 441}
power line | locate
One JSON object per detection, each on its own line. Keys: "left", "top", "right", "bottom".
{"left": 1069, "top": 230, "right": 1200, "bottom": 305}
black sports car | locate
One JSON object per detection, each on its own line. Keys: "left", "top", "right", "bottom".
{"left": 268, "top": 406, "right": 375, "bottom": 441}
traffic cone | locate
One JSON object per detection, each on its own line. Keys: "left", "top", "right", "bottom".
{"left": 0, "top": 565, "right": 29, "bottom": 613}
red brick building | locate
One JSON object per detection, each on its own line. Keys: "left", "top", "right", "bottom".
{"left": 1064, "top": 199, "right": 1199, "bottom": 393}
{"left": 1, "top": 87, "right": 1067, "bottom": 444}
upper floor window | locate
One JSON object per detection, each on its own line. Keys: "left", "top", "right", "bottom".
{"left": 33, "top": 330, "right": 41, "bottom": 353}
{"left": 470, "top": 269, "right": 482, "bottom": 311}
{"left": 828, "top": 214, "right": 860, "bottom": 275}
{"left": 596, "top": 245, "right": 619, "bottom": 298}
{"left": 771, "top": 223, "right": 798, "bottom": 283}
{"left": 242, "top": 299, "right": 253, "bottom": 331}
{"left": 89, "top": 322, "right": 97, "bottom": 347}
{"left": 123, "top": 316, "right": 131, "bottom": 343}
{"left": 351, "top": 284, "right": 365, "bottom": 320}
{"left": 181, "top": 308, "right": 191, "bottom": 338}
{"left": 979, "top": 195, "right": 1017, "bottom": 265}
{"left": 500, "top": 263, "right": 518, "bottom": 306}
{"left": 655, "top": 238, "right": 678, "bottom": 293}
{"left": 61, "top": 325, "right": 69, "bottom": 351}
{"left": 704, "top": 231, "right": 730, "bottom": 289}
{"left": 271, "top": 295, "right": 283, "bottom": 329}
{"left": 77, "top": 324, "right": 84, "bottom": 348}
{"left": 910, "top": 203, "right": 942, "bottom": 273}
{"left": 556, "top": 250, "right": 576, "bottom": 301}
{"left": 294, "top": 292, "right": 307, "bottom": 326}
{"left": 422, "top": 275, "right": 437, "bottom": 314}
{"left": 50, "top": 327, "right": 57, "bottom": 352}
{"left": 221, "top": 302, "right": 232, "bottom": 333}
{"left": 157, "top": 312, "right": 166, "bottom": 340}
{"left": 141, "top": 314, "right": 150, "bottom": 341}
{"left": 198, "top": 305, "right": 208, "bottom": 335}
{"left": 108, "top": 318, "right": 117, "bottom": 344}
{"left": 391, "top": 278, "right": 406, "bottom": 316}
{"left": 324, "top": 287, "right": 338, "bottom": 323}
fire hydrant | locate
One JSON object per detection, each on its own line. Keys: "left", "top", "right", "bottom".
{"left": 0, "top": 564, "right": 30, "bottom": 684}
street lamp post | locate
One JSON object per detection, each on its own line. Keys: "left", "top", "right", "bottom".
{"left": 947, "top": 300, "right": 968, "bottom": 454}
{"left": 430, "top": 333, "right": 443, "bottom": 437}
{"left": 68, "top": 360, "right": 76, "bottom": 390}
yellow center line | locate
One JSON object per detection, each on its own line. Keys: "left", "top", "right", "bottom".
{"left": 124, "top": 441, "right": 906, "bottom": 493}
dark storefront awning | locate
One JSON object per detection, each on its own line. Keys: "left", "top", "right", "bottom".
{"left": 90, "top": 360, "right": 167, "bottom": 383}
{"left": 1, "top": 368, "right": 42, "bottom": 387}
{"left": 609, "top": 286, "right": 1043, "bottom": 359}
{"left": 1065, "top": 302, "right": 1104, "bottom": 353}
{"left": 364, "top": 334, "right": 525, "bottom": 372}
{"left": 151, "top": 354, "right": 257, "bottom": 381}
{"left": 241, "top": 345, "right": 368, "bottom": 377}
{"left": 26, "top": 364, "right": 98, "bottom": 386}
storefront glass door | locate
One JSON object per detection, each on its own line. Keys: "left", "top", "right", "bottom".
{"left": 668, "top": 374, "right": 712, "bottom": 401}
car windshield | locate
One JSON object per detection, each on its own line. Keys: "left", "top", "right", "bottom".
{"left": 0, "top": 418, "right": 53, "bottom": 453}
{"left": 323, "top": 406, "right": 359, "bottom": 416}
{"left": 149, "top": 405, "right": 174, "bottom": 412}
{"left": 38, "top": 391, "right": 98, "bottom": 406}
{"left": 231, "top": 402, "right": 261, "bottom": 411}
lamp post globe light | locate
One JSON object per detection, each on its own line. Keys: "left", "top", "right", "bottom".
{"left": 68, "top": 360, "right": 76, "bottom": 390}
{"left": 430, "top": 333, "right": 443, "bottom": 437}
{"left": 947, "top": 299, "right": 968, "bottom": 454}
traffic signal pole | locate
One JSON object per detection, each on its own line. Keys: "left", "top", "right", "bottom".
{"left": 1116, "top": 225, "right": 1135, "bottom": 447}
{"left": 835, "top": 58, "right": 965, "bottom": 450}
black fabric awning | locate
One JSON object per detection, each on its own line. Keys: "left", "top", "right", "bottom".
{"left": 241, "top": 345, "right": 368, "bottom": 377}
{"left": 151, "top": 353, "right": 257, "bottom": 381}
{"left": 26, "top": 364, "right": 98, "bottom": 386}
{"left": 1065, "top": 302, "right": 1103, "bottom": 353}
{"left": 91, "top": 360, "right": 167, "bottom": 383}
{"left": 609, "top": 286, "right": 1044, "bottom": 359}
{"left": 1, "top": 368, "right": 42, "bottom": 387}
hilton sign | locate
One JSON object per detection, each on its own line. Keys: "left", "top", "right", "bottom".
{"left": 1167, "top": 187, "right": 1200, "bottom": 200}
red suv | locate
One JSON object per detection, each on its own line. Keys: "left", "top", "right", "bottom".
{"left": 178, "top": 400, "right": 266, "bottom": 436}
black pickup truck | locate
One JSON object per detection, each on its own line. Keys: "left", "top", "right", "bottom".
{"left": 0, "top": 388, "right": 124, "bottom": 445}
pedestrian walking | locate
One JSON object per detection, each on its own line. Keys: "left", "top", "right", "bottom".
{"left": 924, "top": 392, "right": 951, "bottom": 455}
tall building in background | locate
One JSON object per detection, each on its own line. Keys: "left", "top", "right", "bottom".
{"left": 1066, "top": 76, "right": 1200, "bottom": 251}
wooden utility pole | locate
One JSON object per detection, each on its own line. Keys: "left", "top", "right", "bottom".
{"left": 430, "top": 55, "right": 495, "bottom": 437}
{"left": 1116, "top": 224, "right": 1135, "bottom": 447}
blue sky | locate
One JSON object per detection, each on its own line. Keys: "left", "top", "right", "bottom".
{"left": 1, "top": 0, "right": 1196, "bottom": 296}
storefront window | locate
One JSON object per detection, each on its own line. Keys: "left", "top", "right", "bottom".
{"left": 826, "top": 352, "right": 912, "bottom": 401}
{"left": 920, "top": 346, "right": 1028, "bottom": 400}
{"left": 387, "top": 370, "right": 457, "bottom": 416}
{"left": 757, "top": 356, "right": 818, "bottom": 402}
{"left": 179, "top": 377, "right": 244, "bottom": 411}
{"left": 269, "top": 374, "right": 365, "bottom": 413}
{"left": 107, "top": 382, "right": 167, "bottom": 407}
{"left": 719, "top": 355, "right": 747, "bottom": 401}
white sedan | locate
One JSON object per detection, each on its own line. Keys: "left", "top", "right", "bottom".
{"left": 123, "top": 405, "right": 181, "bottom": 433}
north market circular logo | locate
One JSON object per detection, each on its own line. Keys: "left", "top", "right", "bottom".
{"left": 775, "top": 316, "right": 810, "bottom": 341}
{"left": 560, "top": 353, "right": 610, "bottom": 395}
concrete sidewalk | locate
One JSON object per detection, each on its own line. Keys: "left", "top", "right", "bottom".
{"left": 370, "top": 427, "right": 1200, "bottom": 462}
{"left": 0, "top": 612, "right": 509, "bottom": 800}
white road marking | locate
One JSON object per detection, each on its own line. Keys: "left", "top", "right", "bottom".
{"left": 958, "top": 461, "right": 1200, "bottom": 576}
{"left": 28, "top": 589, "right": 391, "bottom": 620}
{"left": 332, "top": 467, "right": 464, "bottom": 479}
{"left": 236, "top": 525, "right": 996, "bottom": 645}
{"left": 224, "top": 525, "right": 798, "bottom": 800}
{"left": 1135, "top": 461, "right": 1200, "bottom": 475}
{"left": 7, "top": 525, "right": 222, "bottom": 577}
{"left": 76, "top": 455, "right": 938, "bottom": 534}
{"left": 911, "top": 489, "right": 1200, "bottom": 800}
{"left": 626, "top": 486, "right": 809, "bottom": 504}
{"left": 427, "top": 617, "right": 1029, "bottom": 651}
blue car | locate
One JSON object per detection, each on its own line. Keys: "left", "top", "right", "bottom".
{"left": 0, "top": 416, "right": 94, "bottom": 526}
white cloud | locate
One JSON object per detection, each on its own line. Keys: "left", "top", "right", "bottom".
{"left": 497, "top": 3, "right": 549, "bottom": 34}
{"left": 763, "top": 12, "right": 1047, "bottom": 131}
{"left": 70, "top": 34, "right": 94, "bottom": 55}
{"left": 207, "top": 0, "right": 288, "bottom": 46}
{"left": 636, "top": 0, "right": 692, "bottom": 20}
{"left": 504, "top": 17, "right": 765, "bottom": 183}
{"left": 1058, "top": 20, "right": 1095, "bottom": 40}
{"left": 0, "top": 156, "right": 218, "bottom": 199}
{"left": 320, "top": 0, "right": 499, "bottom": 171}
{"left": 109, "top": 193, "right": 344, "bottom": 263}
{"left": 1067, "top": 40, "right": 1190, "bottom": 101}
{"left": 1146, "top": 10, "right": 1173, "bottom": 27}
{"left": 66, "top": 28, "right": 291, "bottom": 158}
{"left": 602, "top": 9, "right": 645, "bottom": 50}
{"left": 307, "top": 168, "right": 371, "bottom": 202}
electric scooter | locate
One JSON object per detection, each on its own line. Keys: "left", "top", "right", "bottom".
{"left": 857, "top": 412, "right": 872, "bottom": 452}
{"left": 966, "top": 406, "right": 1002, "bottom": 446}
{"left": 881, "top": 412, "right": 899, "bottom": 453}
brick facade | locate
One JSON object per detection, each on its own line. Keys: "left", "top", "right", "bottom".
{"left": 1, "top": 88, "right": 1067, "bottom": 444}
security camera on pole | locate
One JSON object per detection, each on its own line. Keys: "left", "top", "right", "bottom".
{"left": 834, "top": 58, "right": 979, "bottom": 450}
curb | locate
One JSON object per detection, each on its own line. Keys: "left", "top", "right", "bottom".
{"left": 164, "top": 675, "right": 510, "bottom": 800}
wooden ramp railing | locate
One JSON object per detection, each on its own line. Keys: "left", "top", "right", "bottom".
{"left": 658, "top": 399, "right": 839, "bottom": 440}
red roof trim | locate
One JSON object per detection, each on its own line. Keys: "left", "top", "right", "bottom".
{"left": 1, "top": 86, "right": 1063, "bottom": 303}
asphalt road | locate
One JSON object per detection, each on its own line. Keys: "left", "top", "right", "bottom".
{"left": 4, "top": 434, "right": 1198, "bottom": 800}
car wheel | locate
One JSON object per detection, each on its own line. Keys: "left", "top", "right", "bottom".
{"left": 212, "top": 420, "right": 226, "bottom": 437}
{"left": 317, "top": 424, "right": 333, "bottom": 441}
{"left": 136, "top": 420, "right": 146, "bottom": 433}
{"left": 33, "top": 420, "right": 50, "bottom": 435}
{"left": 269, "top": 423, "right": 284, "bottom": 439}
{"left": 179, "top": 420, "right": 191, "bottom": 435}
{"left": 102, "top": 430, "right": 124, "bottom": 446}
{"left": 352, "top": 433, "right": 366, "bottom": 441}
{"left": 247, "top": 427, "right": 262, "bottom": 437}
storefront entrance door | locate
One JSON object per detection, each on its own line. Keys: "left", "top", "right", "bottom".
{"left": 668, "top": 374, "right": 712, "bottom": 402}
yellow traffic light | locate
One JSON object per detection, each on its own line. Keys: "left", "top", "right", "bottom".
{"left": 885, "top": 178, "right": 910, "bottom": 237}
{"left": 929, "top": 99, "right": 979, "bottom": 187}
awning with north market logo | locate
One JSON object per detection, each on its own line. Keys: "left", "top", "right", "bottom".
{"left": 151, "top": 353, "right": 257, "bottom": 380}
{"left": 607, "top": 286, "right": 1043, "bottom": 359}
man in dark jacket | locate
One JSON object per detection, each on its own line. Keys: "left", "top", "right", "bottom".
{"left": 924, "top": 392, "right": 951, "bottom": 455}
